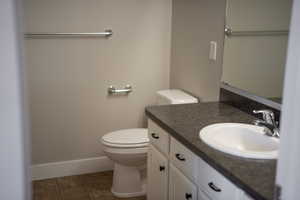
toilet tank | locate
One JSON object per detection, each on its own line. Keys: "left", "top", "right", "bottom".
{"left": 156, "top": 89, "right": 198, "bottom": 105}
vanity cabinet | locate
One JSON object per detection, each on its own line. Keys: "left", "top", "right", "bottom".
{"left": 147, "top": 119, "right": 247, "bottom": 200}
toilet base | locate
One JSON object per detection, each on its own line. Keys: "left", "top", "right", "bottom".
{"left": 111, "top": 186, "right": 146, "bottom": 198}
{"left": 111, "top": 163, "right": 146, "bottom": 198}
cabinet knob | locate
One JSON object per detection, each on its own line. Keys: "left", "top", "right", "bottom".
{"left": 208, "top": 182, "right": 222, "bottom": 192}
{"left": 159, "top": 166, "right": 165, "bottom": 171}
{"left": 185, "top": 193, "right": 192, "bottom": 200}
{"left": 175, "top": 153, "right": 186, "bottom": 161}
{"left": 151, "top": 133, "right": 159, "bottom": 139}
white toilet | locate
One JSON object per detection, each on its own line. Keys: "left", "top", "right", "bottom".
{"left": 101, "top": 89, "right": 198, "bottom": 198}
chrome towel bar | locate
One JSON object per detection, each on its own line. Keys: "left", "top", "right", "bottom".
{"left": 108, "top": 85, "right": 132, "bottom": 94}
{"left": 25, "top": 29, "right": 113, "bottom": 39}
{"left": 225, "top": 27, "right": 289, "bottom": 37}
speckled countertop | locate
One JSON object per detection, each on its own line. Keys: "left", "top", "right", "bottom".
{"left": 145, "top": 102, "right": 276, "bottom": 200}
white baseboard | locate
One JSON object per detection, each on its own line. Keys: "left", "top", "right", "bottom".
{"left": 31, "top": 156, "right": 114, "bottom": 180}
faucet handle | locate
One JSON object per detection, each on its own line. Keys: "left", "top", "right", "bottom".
{"left": 253, "top": 110, "right": 275, "bottom": 124}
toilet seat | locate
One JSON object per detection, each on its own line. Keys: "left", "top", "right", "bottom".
{"left": 102, "top": 128, "right": 149, "bottom": 148}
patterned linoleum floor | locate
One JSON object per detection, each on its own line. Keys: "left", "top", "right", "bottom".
{"left": 32, "top": 171, "right": 146, "bottom": 200}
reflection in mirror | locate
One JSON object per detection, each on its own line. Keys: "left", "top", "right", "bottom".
{"left": 222, "top": 0, "right": 293, "bottom": 104}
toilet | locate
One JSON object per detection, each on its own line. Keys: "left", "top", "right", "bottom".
{"left": 101, "top": 89, "right": 198, "bottom": 198}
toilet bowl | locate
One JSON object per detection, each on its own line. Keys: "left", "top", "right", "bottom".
{"left": 101, "top": 128, "right": 149, "bottom": 198}
{"left": 100, "top": 89, "right": 198, "bottom": 198}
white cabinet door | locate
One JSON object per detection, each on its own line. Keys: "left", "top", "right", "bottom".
{"left": 198, "top": 189, "right": 211, "bottom": 200}
{"left": 169, "top": 164, "right": 197, "bottom": 200}
{"left": 147, "top": 145, "right": 168, "bottom": 200}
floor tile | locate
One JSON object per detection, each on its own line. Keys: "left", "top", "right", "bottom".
{"left": 32, "top": 179, "right": 61, "bottom": 200}
{"left": 56, "top": 175, "right": 91, "bottom": 200}
{"left": 32, "top": 171, "right": 146, "bottom": 200}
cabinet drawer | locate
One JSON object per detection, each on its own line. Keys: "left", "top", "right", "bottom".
{"left": 170, "top": 137, "right": 198, "bottom": 182}
{"left": 241, "top": 192, "right": 255, "bottom": 200}
{"left": 148, "top": 119, "right": 170, "bottom": 156}
{"left": 197, "top": 158, "right": 241, "bottom": 200}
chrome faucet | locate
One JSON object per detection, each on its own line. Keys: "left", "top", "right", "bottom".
{"left": 253, "top": 110, "right": 280, "bottom": 138}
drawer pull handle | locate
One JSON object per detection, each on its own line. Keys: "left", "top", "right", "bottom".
{"left": 175, "top": 153, "right": 186, "bottom": 161}
{"left": 159, "top": 166, "right": 165, "bottom": 171}
{"left": 185, "top": 193, "right": 192, "bottom": 199}
{"left": 151, "top": 133, "right": 159, "bottom": 139}
{"left": 208, "top": 182, "right": 222, "bottom": 192}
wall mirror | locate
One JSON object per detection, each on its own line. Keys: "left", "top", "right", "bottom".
{"left": 221, "top": 0, "right": 293, "bottom": 108}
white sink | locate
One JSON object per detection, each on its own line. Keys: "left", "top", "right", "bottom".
{"left": 199, "top": 123, "right": 279, "bottom": 159}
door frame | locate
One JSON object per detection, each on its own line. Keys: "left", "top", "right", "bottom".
{"left": 276, "top": 0, "right": 300, "bottom": 199}
{"left": 0, "top": 0, "right": 31, "bottom": 199}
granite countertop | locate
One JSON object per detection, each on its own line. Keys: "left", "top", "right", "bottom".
{"left": 145, "top": 102, "right": 276, "bottom": 200}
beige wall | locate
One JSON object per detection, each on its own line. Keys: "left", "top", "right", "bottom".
{"left": 170, "top": 0, "right": 226, "bottom": 101}
{"left": 24, "top": 0, "right": 172, "bottom": 164}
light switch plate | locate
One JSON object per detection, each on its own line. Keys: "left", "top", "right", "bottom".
{"left": 209, "top": 41, "right": 217, "bottom": 61}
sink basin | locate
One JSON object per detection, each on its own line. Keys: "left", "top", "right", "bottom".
{"left": 199, "top": 123, "right": 279, "bottom": 159}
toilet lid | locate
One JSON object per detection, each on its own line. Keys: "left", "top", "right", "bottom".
{"left": 102, "top": 128, "right": 149, "bottom": 147}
